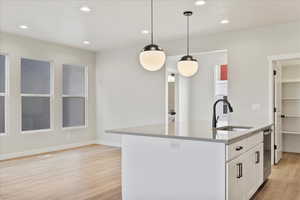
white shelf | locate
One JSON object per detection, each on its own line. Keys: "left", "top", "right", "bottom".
{"left": 282, "top": 98, "right": 300, "bottom": 101}
{"left": 282, "top": 115, "right": 300, "bottom": 118}
{"left": 282, "top": 80, "right": 300, "bottom": 83}
{"left": 282, "top": 130, "right": 300, "bottom": 135}
{"left": 280, "top": 65, "right": 300, "bottom": 153}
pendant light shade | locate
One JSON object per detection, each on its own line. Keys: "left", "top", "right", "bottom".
{"left": 140, "top": 44, "right": 166, "bottom": 71}
{"left": 178, "top": 55, "right": 198, "bottom": 77}
{"left": 177, "top": 11, "right": 198, "bottom": 77}
{"left": 140, "top": 0, "right": 166, "bottom": 71}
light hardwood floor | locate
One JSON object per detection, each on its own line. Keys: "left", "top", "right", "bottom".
{"left": 0, "top": 145, "right": 121, "bottom": 200}
{"left": 1, "top": 145, "right": 300, "bottom": 200}
{"left": 253, "top": 152, "right": 300, "bottom": 200}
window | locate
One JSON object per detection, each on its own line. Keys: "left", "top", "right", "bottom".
{"left": 0, "top": 55, "right": 6, "bottom": 134}
{"left": 62, "top": 64, "right": 86, "bottom": 128}
{"left": 21, "top": 58, "right": 52, "bottom": 132}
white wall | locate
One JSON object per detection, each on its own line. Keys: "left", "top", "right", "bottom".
{"left": 96, "top": 46, "right": 165, "bottom": 146}
{"left": 161, "top": 21, "right": 300, "bottom": 125}
{"left": 189, "top": 52, "right": 227, "bottom": 121}
{"left": 96, "top": 21, "right": 300, "bottom": 146}
{"left": 166, "top": 51, "right": 227, "bottom": 122}
{"left": 0, "top": 33, "right": 97, "bottom": 156}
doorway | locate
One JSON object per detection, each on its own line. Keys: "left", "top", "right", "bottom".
{"left": 269, "top": 53, "right": 300, "bottom": 165}
{"left": 167, "top": 73, "right": 177, "bottom": 123}
{"left": 165, "top": 50, "right": 228, "bottom": 124}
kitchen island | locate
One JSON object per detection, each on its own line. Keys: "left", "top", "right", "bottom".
{"left": 107, "top": 120, "right": 272, "bottom": 200}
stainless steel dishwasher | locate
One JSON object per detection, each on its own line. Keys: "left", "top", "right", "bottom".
{"left": 263, "top": 128, "right": 272, "bottom": 181}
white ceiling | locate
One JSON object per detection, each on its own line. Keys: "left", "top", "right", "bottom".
{"left": 1, "top": 0, "right": 300, "bottom": 51}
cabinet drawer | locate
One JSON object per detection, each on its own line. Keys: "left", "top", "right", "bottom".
{"left": 247, "top": 132, "right": 263, "bottom": 148}
{"left": 227, "top": 132, "right": 263, "bottom": 161}
{"left": 227, "top": 138, "right": 248, "bottom": 161}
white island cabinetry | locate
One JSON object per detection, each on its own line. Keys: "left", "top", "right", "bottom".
{"left": 227, "top": 132, "right": 263, "bottom": 200}
{"left": 107, "top": 122, "right": 271, "bottom": 200}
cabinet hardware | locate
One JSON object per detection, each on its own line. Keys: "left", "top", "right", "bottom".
{"left": 264, "top": 129, "right": 271, "bottom": 135}
{"left": 235, "top": 146, "right": 243, "bottom": 151}
{"left": 263, "top": 128, "right": 271, "bottom": 133}
{"left": 239, "top": 163, "right": 243, "bottom": 178}
{"left": 236, "top": 163, "right": 240, "bottom": 178}
{"left": 236, "top": 163, "right": 243, "bottom": 179}
{"left": 255, "top": 151, "right": 260, "bottom": 164}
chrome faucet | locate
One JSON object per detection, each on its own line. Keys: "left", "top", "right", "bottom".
{"left": 212, "top": 99, "right": 233, "bottom": 128}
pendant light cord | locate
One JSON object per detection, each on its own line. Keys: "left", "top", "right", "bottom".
{"left": 151, "top": 0, "right": 154, "bottom": 44}
{"left": 187, "top": 14, "right": 190, "bottom": 56}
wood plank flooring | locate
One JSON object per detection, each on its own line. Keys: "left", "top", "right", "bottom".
{"left": 253, "top": 153, "right": 300, "bottom": 200}
{"left": 1, "top": 145, "right": 300, "bottom": 200}
{"left": 0, "top": 145, "right": 121, "bottom": 200}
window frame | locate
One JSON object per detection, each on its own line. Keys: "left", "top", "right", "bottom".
{"left": 0, "top": 53, "right": 9, "bottom": 136}
{"left": 62, "top": 64, "right": 88, "bottom": 130}
{"left": 20, "top": 57, "right": 54, "bottom": 134}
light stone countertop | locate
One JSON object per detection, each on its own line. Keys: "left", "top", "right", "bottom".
{"left": 106, "top": 120, "right": 273, "bottom": 144}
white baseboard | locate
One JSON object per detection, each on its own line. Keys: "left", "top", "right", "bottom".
{"left": 0, "top": 140, "right": 97, "bottom": 161}
{"left": 96, "top": 140, "right": 121, "bottom": 148}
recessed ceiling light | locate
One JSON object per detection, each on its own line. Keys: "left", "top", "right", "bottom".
{"left": 80, "top": 6, "right": 91, "bottom": 12}
{"left": 141, "top": 30, "right": 150, "bottom": 34}
{"left": 220, "top": 19, "right": 230, "bottom": 24}
{"left": 83, "top": 40, "right": 91, "bottom": 45}
{"left": 19, "top": 25, "right": 28, "bottom": 29}
{"left": 195, "top": 0, "right": 206, "bottom": 6}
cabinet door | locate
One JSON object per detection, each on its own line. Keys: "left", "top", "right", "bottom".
{"left": 244, "top": 147, "right": 256, "bottom": 199}
{"left": 244, "top": 143, "right": 264, "bottom": 199}
{"left": 254, "top": 143, "right": 264, "bottom": 189}
{"left": 227, "top": 156, "right": 244, "bottom": 200}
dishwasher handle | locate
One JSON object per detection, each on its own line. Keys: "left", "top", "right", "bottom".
{"left": 263, "top": 128, "right": 272, "bottom": 135}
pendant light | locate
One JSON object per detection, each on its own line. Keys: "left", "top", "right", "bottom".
{"left": 177, "top": 11, "right": 198, "bottom": 77}
{"left": 139, "top": 0, "right": 166, "bottom": 71}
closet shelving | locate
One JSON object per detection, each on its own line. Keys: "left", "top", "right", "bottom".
{"left": 282, "top": 115, "right": 300, "bottom": 118}
{"left": 282, "top": 80, "right": 300, "bottom": 83}
{"left": 282, "top": 131, "right": 300, "bottom": 135}
{"left": 281, "top": 64, "right": 300, "bottom": 136}
{"left": 282, "top": 98, "right": 300, "bottom": 101}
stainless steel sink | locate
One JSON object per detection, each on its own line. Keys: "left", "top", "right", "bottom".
{"left": 217, "top": 126, "right": 253, "bottom": 132}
